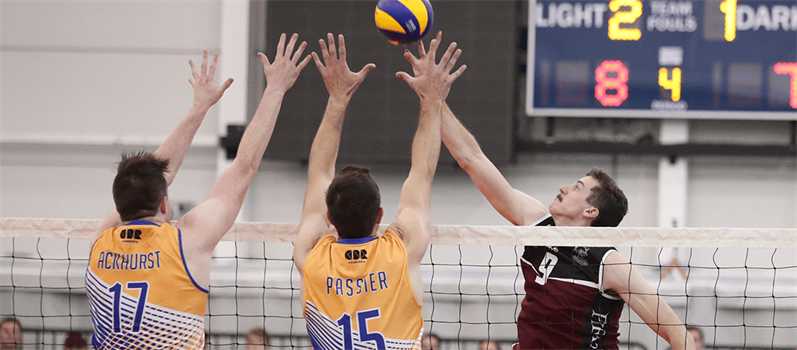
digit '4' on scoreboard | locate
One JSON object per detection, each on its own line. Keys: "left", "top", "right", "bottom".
{"left": 526, "top": 0, "right": 797, "bottom": 120}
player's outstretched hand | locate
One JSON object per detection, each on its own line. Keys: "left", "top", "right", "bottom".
{"left": 405, "top": 31, "right": 442, "bottom": 78}
{"left": 397, "top": 31, "right": 466, "bottom": 101}
{"left": 258, "top": 33, "right": 312, "bottom": 94}
{"left": 312, "top": 33, "right": 376, "bottom": 101}
{"left": 189, "top": 50, "right": 234, "bottom": 110}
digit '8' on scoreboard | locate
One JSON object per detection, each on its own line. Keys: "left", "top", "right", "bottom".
{"left": 527, "top": 0, "right": 797, "bottom": 119}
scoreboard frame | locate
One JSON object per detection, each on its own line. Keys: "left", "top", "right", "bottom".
{"left": 525, "top": 0, "right": 797, "bottom": 120}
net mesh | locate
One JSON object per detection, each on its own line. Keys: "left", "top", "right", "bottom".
{"left": 1, "top": 218, "right": 795, "bottom": 350}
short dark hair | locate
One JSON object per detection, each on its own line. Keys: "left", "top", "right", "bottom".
{"left": 247, "top": 327, "right": 270, "bottom": 345}
{"left": 113, "top": 152, "right": 169, "bottom": 221}
{"left": 585, "top": 168, "right": 628, "bottom": 227}
{"left": 325, "top": 165, "right": 381, "bottom": 239}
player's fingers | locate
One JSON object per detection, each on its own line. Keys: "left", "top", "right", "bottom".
{"left": 395, "top": 71, "right": 414, "bottom": 84}
{"left": 417, "top": 39, "right": 427, "bottom": 58}
{"left": 337, "top": 34, "right": 347, "bottom": 63}
{"left": 292, "top": 41, "right": 308, "bottom": 63}
{"left": 403, "top": 50, "right": 418, "bottom": 65}
{"left": 189, "top": 60, "right": 199, "bottom": 80}
{"left": 188, "top": 78, "right": 195, "bottom": 87}
{"left": 311, "top": 51, "right": 324, "bottom": 70}
{"left": 450, "top": 64, "right": 467, "bottom": 81}
{"left": 426, "top": 31, "right": 441, "bottom": 57}
{"left": 428, "top": 38, "right": 440, "bottom": 61}
{"left": 208, "top": 53, "right": 219, "bottom": 80}
{"left": 297, "top": 54, "right": 313, "bottom": 71}
{"left": 439, "top": 42, "right": 458, "bottom": 68}
{"left": 285, "top": 33, "right": 299, "bottom": 60}
{"left": 318, "top": 39, "right": 331, "bottom": 63}
{"left": 445, "top": 49, "right": 463, "bottom": 73}
{"left": 326, "top": 33, "right": 337, "bottom": 60}
{"left": 220, "top": 78, "right": 234, "bottom": 91}
{"left": 258, "top": 52, "right": 271, "bottom": 67}
{"left": 201, "top": 50, "right": 208, "bottom": 75}
{"left": 357, "top": 63, "right": 377, "bottom": 78}
{"left": 276, "top": 33, "right": 287, "bottom": 58}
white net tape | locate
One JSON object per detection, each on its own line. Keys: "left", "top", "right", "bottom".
{"left": 2, "top": 217, "right": 795, "bottom": 247}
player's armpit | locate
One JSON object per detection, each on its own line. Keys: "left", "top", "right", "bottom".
{"left": 176, "top": 195, "right": 242, "bottom": 254}
{"left": 513, "top": 190, "right": 549, "bottom": 226}
{"left": 388, "top": 207, "right": 431, "bottom": 264}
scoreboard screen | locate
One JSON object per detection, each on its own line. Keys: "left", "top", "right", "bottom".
{"left": 526, "top": 0, "right": 797, "bottom": 119}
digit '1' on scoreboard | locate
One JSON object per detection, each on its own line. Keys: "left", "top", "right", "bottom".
{"left": 526, "top": 0, "right": 797, "bottom": 120}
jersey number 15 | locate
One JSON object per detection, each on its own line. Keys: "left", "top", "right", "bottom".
{"left": 337, "top": 308, "right": 386, "bottom": 350}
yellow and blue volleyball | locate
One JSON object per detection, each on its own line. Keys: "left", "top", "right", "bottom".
{"left": 374, "top": 0, "right": 433, "bottom": 45}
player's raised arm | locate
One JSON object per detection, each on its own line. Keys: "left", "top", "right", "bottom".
{"left": 91, "top": 51, "right": 234, "bottom": 243}
{"left": 389, "top": 34, "right": 466, "bottom": 264}
{"left": 413, "top": 35, "right": 542, "bottom": 226}
{"left": 179, "top": 33, "right": 311, "bottom": 254}
{"left": 157, "top": 50, "right": 234, "bottom": 186}
{"left": 441, "top": 103, "right": 548, "bottom": 226}
{"left": 404, "top": 32, "right": 547, "bottom": 227}
{"left": 602, "top": 252, "right": 696, "bottom": 350}
{"left": 294, "top": 33, "right": 376, "bottom": 273}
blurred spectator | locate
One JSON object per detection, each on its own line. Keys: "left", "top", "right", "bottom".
{"left": 687, "top": 327, "right": 705, "bottom": 350}
{"left": 246, "top": 328, "right": 270, "bottom": 350}
{"left": 63, "top": 332, "right": 87, "bottom": 350}
{"left": 0, "top": 318, "right": 23, "bottom": 350}
{"left": 660, "top": 249, "right": 688, "bottom": 280}
{"left": 421, "top": 333, "right": 440, "bottom": 350}
{"left": 479, "top": 339, "right": 499, "bottom": 350}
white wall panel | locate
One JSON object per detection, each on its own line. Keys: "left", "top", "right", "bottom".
{"left": 1, "top": 1, "right": 220, "bottom": 51}
{"left": 1, "top": 50, "right": 220, "bottom": 143}
{"left": 689, "top": 156, "right": 797, "bottom": 228}
{"left": 0, "top": 145, "right": 217, "bottom": 219}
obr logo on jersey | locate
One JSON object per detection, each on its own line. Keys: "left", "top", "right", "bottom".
{"left": 120, "top": 229, "right": 142, "bottom": 241}
{"left": 344, "top": 249, "right": 368, "bottom": 260}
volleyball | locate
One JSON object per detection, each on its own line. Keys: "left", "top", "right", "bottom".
{"left": 374, "top": 0, "right": 433, "bottom": 45}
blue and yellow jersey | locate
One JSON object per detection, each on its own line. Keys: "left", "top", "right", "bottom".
{"left": 86, "top": 220, "right": 207, "bottom": 349}
{"left": 302, "top": 229, "right": 423, "bottom": 350}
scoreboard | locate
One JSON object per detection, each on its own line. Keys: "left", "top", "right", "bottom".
{"left": 526, "top": 0, "right": 797, "bottom": 119}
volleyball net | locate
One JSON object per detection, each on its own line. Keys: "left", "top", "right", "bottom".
{"left": 1, "top": 218, "right": 795, "bottom": 350}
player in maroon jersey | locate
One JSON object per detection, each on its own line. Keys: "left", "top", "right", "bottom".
{"left": 437, "top": 101, "right": 695, "bottom": 349}
{"left": 413, "top": 33, "right": 695, "bottom": 350}
{"left": 442, "top": 116, "right": 694, "bottom": 349}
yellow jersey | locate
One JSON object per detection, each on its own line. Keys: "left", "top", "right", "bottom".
{"left": 86, "top": 220, "right": 206, "bottom": 349}
{"left": 302, "top": 229, "right": 423, "bottom": 350}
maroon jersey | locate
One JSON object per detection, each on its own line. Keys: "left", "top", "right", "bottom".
{"left": 517, "top": 215, "right": 625, "bottom": 350}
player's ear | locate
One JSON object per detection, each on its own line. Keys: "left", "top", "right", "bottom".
{"left": 160, "top": 197, "right": 169, "bottom": 214}
{"left": 375, "top": 207, "right": 384, "bottom": 225}
{"left": 584, "top": 206, "right": 599, "bottom": 220}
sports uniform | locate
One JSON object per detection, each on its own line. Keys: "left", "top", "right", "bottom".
{"left": 302, "top": 229, "right": 423, "bottom": 350}
{"left": 86, "top": 220, "right": 207, "bottom": 349}
{"left": 517, "top": 216, "right": 625, "bottom": 350}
